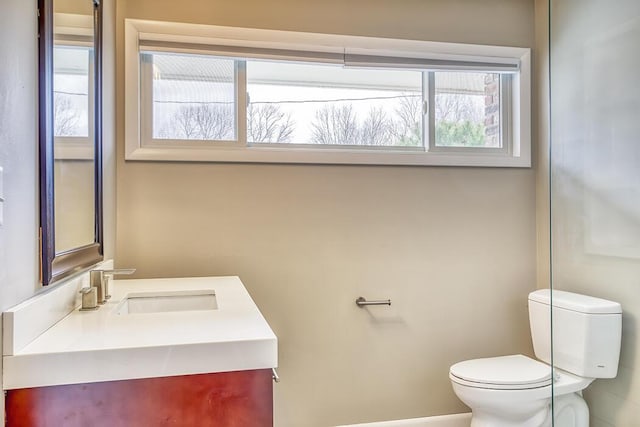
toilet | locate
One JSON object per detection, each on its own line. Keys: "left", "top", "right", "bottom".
{"left": 449, "top": 289, "right": 622, "bottom": 427}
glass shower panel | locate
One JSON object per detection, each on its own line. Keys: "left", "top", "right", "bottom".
{"left": 550, "top": 0, "right": 640, "bottom": 425}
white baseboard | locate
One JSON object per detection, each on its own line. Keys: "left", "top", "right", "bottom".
{"left": 337, "top": 412, "right": 471, "bottom": 427}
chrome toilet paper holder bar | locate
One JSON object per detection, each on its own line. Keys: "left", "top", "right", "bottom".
{"left": 355, "top": 296, "right": 391, "bottom": 307}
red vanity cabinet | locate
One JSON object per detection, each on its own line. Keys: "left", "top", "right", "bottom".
{"left": 5, "top": 369, "right": 273, "bottom": 427}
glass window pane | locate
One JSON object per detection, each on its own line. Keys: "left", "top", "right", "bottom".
{"left": 147, "top": 52, "right": 236, "bottom": 141}
{"left": 54, "top": 46, "right": 90, "bottom": 137}
{"left": 434, "top": 72, "right": 501, "bottom": 148}
{"left": 246, "top": 61, "right": 423, "bottom": 147}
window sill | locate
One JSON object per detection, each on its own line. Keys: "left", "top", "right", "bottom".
{"left": 125, "top": 145, "right": 531, "bottom": 168}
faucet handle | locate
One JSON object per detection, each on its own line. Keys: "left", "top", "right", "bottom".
{"left": 79, "top": 287, "right": 99, "bottom": 311}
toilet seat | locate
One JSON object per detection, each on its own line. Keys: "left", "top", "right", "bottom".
{"left": 450, "top": 354, "right": 552, "bottom": 390}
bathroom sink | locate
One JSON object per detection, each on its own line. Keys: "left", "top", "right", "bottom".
{"left": 115, "top": 290, "right": 218, "bottom": 315}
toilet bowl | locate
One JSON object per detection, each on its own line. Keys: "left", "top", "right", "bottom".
{"left": 449, "top": 355, "right": 592, "bottom": 427}
{"left": 449, "top": 290, "right": 622, "bottom": 427}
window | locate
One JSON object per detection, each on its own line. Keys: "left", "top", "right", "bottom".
{"left": 247, "top": 61, "right": 424, "bottom": 148}
{"left": 143, "top": 52, "right": 236, "bottom": 142}
{"left": 53, "top": 13, "right": 95, "bottom": 160}
{"left": 433, "top": 72, "right": 506, "bottom": 149}
{"left": 125, "top": 20, "right": 531, "bottom": 167}
{"left": 54, "top": 46, "right": 91, "bottom": 138}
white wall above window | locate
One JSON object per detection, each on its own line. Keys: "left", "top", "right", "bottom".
{"left": 125, "top": 19, "right": 531, "bottom": 167}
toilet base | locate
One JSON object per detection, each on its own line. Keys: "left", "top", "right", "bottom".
{"left": 466, "top": 392, "right": 588, "bottom": 427}
{"left": 552, "top": 392, "right": 589, "bottom": 427}
{"left": 470, "top": 404, "right": 549, "bottom": 427}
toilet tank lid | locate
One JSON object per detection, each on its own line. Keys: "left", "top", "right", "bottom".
{"left": 529, "top": 289, "right": 621, "bottom": 314}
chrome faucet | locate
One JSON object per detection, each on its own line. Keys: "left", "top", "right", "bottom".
{"left": 88, "top": 268, "right": 136, "bottom": 305}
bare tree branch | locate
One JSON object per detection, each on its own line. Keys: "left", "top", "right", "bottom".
{"left": 310, "top": 99, "right": 423, "bottom": 146}
{"left": 160, "top": 104, "right": 234, "bottom": 140}
{"left": 174, "top": 106, "right": 198, "bottom": 139}
{"left": 247, "top": 104, "right": 295, "bottom": 143}
{"left": 191, "top": 104, "right": 234, "bottom": 140}
{"left": 310, "top": 104, "right": 359, "bottom": 145}
{"left": 54, "top": 96, "right": 81, "bottom": 136}
{"left": 435, "top": 93, "right": 482, "bottom": 123}
{"left": 391, "top": 95, "right": 422, "bottom": 146}
{"left": 360, "top": 107, "right": 394, "bottom": 146}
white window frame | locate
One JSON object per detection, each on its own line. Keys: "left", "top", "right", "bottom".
{"left": 125, "top": 19, "right": 531, "bottom": 167}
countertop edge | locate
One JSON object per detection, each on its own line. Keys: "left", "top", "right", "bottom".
{"left": 3, "top": 337, "right": 278, "bottom": 390}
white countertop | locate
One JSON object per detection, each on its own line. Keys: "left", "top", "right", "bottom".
{"left": 3, "top": 276, "right": 277, "bottom": 389}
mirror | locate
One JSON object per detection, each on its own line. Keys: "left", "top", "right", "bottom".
{"left": 39, "top": 0, "right": 103, "bottom": 285}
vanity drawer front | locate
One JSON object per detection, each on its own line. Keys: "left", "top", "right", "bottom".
{"left": 5, "top": 369, "right": 273, "bottom": 427}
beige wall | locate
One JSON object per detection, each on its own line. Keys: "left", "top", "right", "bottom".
{"left": 548, "top": 0, "right": 640, "bottom": 425}
{"left": 0, "top": 0, "right": 117, "bottom": 424}
{"left": 0, "top": 2, "right": 40, "bottom": 305}
{"left": 121, "top": 0, "right": 534, "bottom": 46}
{"left": 0, "top": 1, "right": 40, "bottom": 423}
{"left": 54, "top": 160, "right": 96, "bottom": 252}
{"left": 115, "top": 0, "right": 537, "bottom": 425}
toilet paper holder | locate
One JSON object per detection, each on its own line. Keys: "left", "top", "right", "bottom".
{"left": 355, "top": 296, "right": 391, "bottom": 307}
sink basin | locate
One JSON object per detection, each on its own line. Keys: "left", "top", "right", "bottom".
{"left": 115, "top": 290, "right": 218, "bottom": 315}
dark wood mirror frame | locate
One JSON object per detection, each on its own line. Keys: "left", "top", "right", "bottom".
{"left": 39, "top": 0, "right": 103, "bottom": 285}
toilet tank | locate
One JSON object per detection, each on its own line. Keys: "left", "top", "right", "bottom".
{"left": 529, "top": 289, "right": 622, "bottom": 378}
